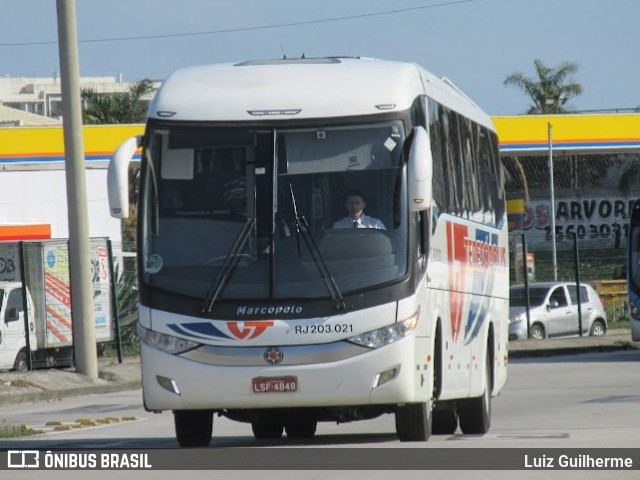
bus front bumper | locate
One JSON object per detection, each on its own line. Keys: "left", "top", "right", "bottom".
{"left": 140, "top": 336, "right": 428, "bottom": 411}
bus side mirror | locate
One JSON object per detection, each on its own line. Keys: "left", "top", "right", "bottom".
{"left": 408, "top": 126, "right": 433, "bottom": 212}
{"left": 108, "top": 135, "right": 142, "bottom": 219}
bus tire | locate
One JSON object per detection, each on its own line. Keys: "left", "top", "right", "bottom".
{"left": 173, "top": 410, "right": 213, "bottom": 447}
{"left": 395, "top": 401, "right": 431, "bottom": 442}
{"left": 432, "top": 406, "right": 458, "bottom": 435}
{"left": 13, "top": 350, "right": 28, "bottom": 373}
{"left": 284, "top": 418, "right": 317, "bottom": 439}
{"left": 252, "top": 417, "right": 284, "bottom": 440}
{"left": 458, "top": 353, "right": 492, "bottom": 435}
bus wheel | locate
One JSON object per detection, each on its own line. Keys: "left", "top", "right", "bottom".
{"left": 458, "top": 354, "right": 491, "bottom": 435}
{"left": 395, "top": 401, "right": 432, "bottom": 441}
{"left": 173, "top": 410, "right": 213, "bottom": 447}
{"left": 13, "top": 350, "right": 28, "bottom": 373}
{"left": 432, "top": 406, "right": 458, "bottom": 435}
{"left": 252, "top": 417, "right": 284, "bottom": 440}
{"left": 284, "top": 418, "right": 317, "bottom": 439}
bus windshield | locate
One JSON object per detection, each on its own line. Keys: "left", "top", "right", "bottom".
{"left": 140, "top": 121, "right": 408, "bottom": 301}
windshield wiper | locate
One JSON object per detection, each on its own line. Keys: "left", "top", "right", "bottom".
{"left": 203, "top": 218, "right": 255, "bottom": 312}
{"left": 289, "top": 184, "right": 346, "bottom": 310}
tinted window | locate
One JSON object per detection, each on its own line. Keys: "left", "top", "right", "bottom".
{"left": 567, "top": 285, "right": 589, "bottom": 304}
{"left": 427, "top": 97, "right": 505, "bottom": 227}
{"left": 509, "top": 286, "right": 549, "bottom": 307}
{"left": 5, "top": 288, "right": 23, "bottom": 321}
{"left": 549, "top": 287, "right": 568, "bottom": 307}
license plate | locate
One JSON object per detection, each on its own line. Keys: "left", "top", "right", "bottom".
{"left": 252, "top": 376, "right": 298, "bottom": 393}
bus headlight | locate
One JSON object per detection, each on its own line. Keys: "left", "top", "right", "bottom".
{"left": 138, "top": 324, "right": 199, "bottom": 354}
{"left": 630, "top": 300, "right": 640, "bottom": 319}
{"left": 347, "top": 309, "right": 419, "bottom": 349}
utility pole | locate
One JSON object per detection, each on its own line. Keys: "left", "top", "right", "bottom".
{"left": 56, "top": 0, "right": 98, "bottom": 379}
{"left": 548, "top": 122, "right": 558, "bottom": 282}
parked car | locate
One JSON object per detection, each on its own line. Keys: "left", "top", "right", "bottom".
{"left": 509, "top": 282, "right": 607, "bottom": 340}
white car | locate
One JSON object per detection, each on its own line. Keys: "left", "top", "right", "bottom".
{"left": 509, "top": 282, "right": 607, "bottom": 340}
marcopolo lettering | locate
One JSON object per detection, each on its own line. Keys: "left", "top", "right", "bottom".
{"left": 236, "top": 305, "right": 303, "bottom": 315}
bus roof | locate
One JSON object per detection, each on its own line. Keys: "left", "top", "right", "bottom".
{"left": 148, "top": 57, "right": 494, "bottom": 130}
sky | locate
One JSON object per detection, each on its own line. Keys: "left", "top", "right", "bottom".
{"left": 1, "top": 0, "right": 638, "bottom": 116}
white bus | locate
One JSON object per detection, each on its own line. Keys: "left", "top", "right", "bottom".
{"left": 108, "top": 57, "right": 509, "bottom": 447}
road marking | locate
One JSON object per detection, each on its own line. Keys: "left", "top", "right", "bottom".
{"left": 33, "top": 416, "right": 140, "bottom": 433}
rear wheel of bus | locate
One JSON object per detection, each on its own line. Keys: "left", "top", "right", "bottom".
{"left": 458, "top": 350, "right": 492, "bottom": 434}
{"left": 173, "top": 410, "right": 213, "bottom": 447}
{"left": 431, "top": 403, "right": 458, "bottom": 434}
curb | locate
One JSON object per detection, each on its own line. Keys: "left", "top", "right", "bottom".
{"left": 0, "top": 380, "right": 141, "bottom": 407}
{"left": 509, "top": 343, "right": 638, "bottom": 359}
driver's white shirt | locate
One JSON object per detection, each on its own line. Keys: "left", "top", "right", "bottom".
{"left": 332, "top": 214, "right": 386, "bottom": 230}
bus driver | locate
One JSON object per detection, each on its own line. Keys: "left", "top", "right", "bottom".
{"left": 333, "top": 189, "right": 386, "bottom": 230}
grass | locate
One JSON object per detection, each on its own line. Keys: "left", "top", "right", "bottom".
{"left": 0, "top": 424, "right": 42, "bottom": 438}
{"left": 608, "top": 319, "right": 632, "bottom": 331}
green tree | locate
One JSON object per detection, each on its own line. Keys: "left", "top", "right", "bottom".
{"left": 81, "top": 79, "right": 154, "bottom": 124}
{"left": 81, "top": 79, "right": 155, "bottom": 252}
{"left": 504, "top": 60, "right": 583, "bottom": 114}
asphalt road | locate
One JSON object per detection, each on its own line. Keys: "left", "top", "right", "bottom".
{"left": 1, "top": 348, "right": 640, "bottom": 480}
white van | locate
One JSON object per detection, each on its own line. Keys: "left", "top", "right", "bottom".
{"left": 0, "top": 282, "right": 36, "bottom": 371}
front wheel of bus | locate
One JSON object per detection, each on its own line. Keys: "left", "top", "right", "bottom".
{"left": 174, "top": 410, "right": 213, "bottom": 447}
{"left": 395, "top": 401, "right": 431, "bottom": 442}
{"left": 284, "top": 418, "right": 317, "bottom": 439}
{"left": 458, "top": 354, "right": 491, "bottom": 435}
{"left": 252, "top": 417, "right": 284, "bottom": 440}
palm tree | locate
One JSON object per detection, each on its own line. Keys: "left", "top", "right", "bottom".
{"left": 81, "top": 79, "right": 155, "bottom": 124}
{"left": 81, "top": 79, "right": 155, "bottom": 252}
{"left": 504, "top": 60, "right": 583, "bottom": 114}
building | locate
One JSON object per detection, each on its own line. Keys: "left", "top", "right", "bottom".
{"left": 0, "top": 124, "right": 144, "bottom": 249}
{"left": 0, "top": 104, "right": 62, "bottom": 127}
{"left": 496, "top": 113, "right": 640, "bottom": 284}
{"left": 0, "top": 74, "right": 153, "bottom": 120}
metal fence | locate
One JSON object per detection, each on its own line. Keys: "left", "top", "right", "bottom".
{"left": 510, "top": 231, "right": 629, "bottom": 324}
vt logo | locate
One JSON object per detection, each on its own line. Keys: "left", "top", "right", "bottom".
{"left": 227, "top": 321, "right": 275, "bottom": 339}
